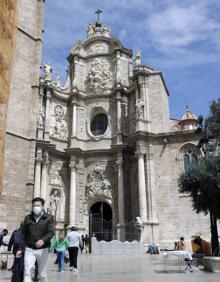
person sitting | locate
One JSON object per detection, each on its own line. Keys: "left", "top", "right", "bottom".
{"left": 175, "top": 237, "right": 186, "bottom": 250}
{"left": 193, "top": 237, "right": 212, "bottom": 256}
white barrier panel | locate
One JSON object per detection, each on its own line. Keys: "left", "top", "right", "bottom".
{"left": 91, "top": 237, "right": 145, "bottom": 255}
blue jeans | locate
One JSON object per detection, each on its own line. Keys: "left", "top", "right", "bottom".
{"left": 57, "top": 251, "right": 65, "bottom": 271}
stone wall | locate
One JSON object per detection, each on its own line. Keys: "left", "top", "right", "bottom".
{"left": 0, "top": 0, "right": 44, "bottom": 231}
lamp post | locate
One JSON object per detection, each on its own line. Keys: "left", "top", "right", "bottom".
{"left": 195, "top": 115, "right": 219, "bottom": 253}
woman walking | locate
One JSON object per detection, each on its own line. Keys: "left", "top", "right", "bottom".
{"left": 50, "top": 231, "right": 69, "bottom": 272}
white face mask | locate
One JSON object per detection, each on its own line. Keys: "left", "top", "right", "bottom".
{"left": 33, "top": 206, "right": 42, "bottom": 216}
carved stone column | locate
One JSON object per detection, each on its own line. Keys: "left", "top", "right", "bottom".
{"left": 34, "top": 157, "right": 42, "bottom": 198}
{"left": 44, "top": 90, "right": 51, "bottom": 140}
{"left": 116, "top": 156, "right": 125, "bottom": 241}
{"left": 116, "top": 90, "right": 122, "bottom": 143}
{"left": 71, "top": 101, "right": 77, "bottom": 137}
{"left": 69, "top": 160, "right": 77, "bottom": 226}
{"left": 136, "top": 151, "right": 147, "bottom": 221}
{"left": 40, "top": 155, "right": 50, "bottom": 202}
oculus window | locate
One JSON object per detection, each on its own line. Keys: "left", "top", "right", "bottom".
{"left": 91, "top": 113, "right": 108, "bottom": 136}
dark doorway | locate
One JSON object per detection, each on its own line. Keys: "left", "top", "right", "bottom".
{"left": 89, "top": 201, "right": 112, "bottom": 241}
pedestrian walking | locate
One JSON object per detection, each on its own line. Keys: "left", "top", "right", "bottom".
{"left": 50, "top": 231, "right": 69, "bottom": 272}
{"left": 84, "top": 234, "right": 90, "bottom": 254}
{"left": 80, "top": 235, "right": 84, "bottom": 254}
{"left": 16, "top": 197, "right": 55, "bottom": 282}
{"left": 67, "top": 227, "right": 82, "bottom": 272}
{"left": 8, "top": 223, "right": 24, "bottom": 282}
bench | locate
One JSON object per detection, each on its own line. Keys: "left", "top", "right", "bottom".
{"left": 202, "top": 257, "right": 220, "bottom": 273}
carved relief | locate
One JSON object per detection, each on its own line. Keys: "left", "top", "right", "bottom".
{"left": 85, "top": 58, "right": 112, "bottom": 93}
{"left": 50, "top": 105, "right": 68, "bottom": 140}
{"left": 85, "top": 162, "right": 112, "bottom": 200}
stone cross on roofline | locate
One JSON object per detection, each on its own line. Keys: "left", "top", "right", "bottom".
{"left": 95, "top": 8, "right": 102, "bottom": 22}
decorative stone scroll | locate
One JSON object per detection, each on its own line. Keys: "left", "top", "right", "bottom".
{"left": 85, "top": 58, "right": 112, "bottom": 93}
{"left": 85, "top": 162, "right": 112, "bottom": 200}
{"left": 50, "top": 105, "right": 68, "bottom": 140}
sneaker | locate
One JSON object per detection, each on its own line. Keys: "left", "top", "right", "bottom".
{"left": 70, "top": 267, "right": 73, "bottom": 271}
{"left": 74, "top": 268, "right": 78, "bottom": 272}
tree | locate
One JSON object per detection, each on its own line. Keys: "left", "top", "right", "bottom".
{"left": 206, "top": 98, "right": 220, "bottom": 138}
{"left": 179, "top": 98, "right": 220, "bottom": 253}
{"left": 178, "top": 156, "right": 220, "bottom": 252}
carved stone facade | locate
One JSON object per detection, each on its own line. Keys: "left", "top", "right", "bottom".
{"left": 1, "top": 14, "right": 216, "bottom": 245}
{"left": 33, "top": 20, "right": 214, "bottom": 243}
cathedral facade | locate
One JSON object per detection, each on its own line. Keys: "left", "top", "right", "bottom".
{"left": 1, "top": 3, "right": 211, "bottom": 245}
{"left": 35, "top": 19, "right": 210, "bottom": 243}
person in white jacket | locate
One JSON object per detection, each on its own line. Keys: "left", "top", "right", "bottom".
{"left": 67, "top": 227, "right": 82, "bottom": 272}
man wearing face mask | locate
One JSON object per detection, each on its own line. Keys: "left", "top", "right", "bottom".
{"left": 16, "top": 197, "right": 54, "bottom": 282}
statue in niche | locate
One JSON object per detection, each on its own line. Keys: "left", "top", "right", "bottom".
{"left": 134, "top": 49, "right": 141, "bottom": 66}
{"left": 135, "top": 99, "right": 145, "bottom": 119}
{"left": 37, "top": 106, "right": 45, "bottom": 127}
{"left": 102, "top": 25, "right": 110, "bottom": 37}
{"left": 43, "top": 63, "right": 52, "bottom": 81}
{"left": 49, "top": 188, "right": 61, "bottom": 216}
{"left": 87, "top": 23, "right": 94, "bottom": 39}
{"left": 85, "top": 162, "right": 112, "bottom": 200}
{"left": 49, "top": 165, "right": 63, "bottom": 187}
{"left": 50, "top": 105, "right": 68, "bottom": 140}
{"left": 60, "top": 120, "right": 68, "bottom": 140}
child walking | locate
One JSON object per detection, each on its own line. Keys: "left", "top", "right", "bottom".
{"left": 50, "top": 231, "right": 69, "bottom": 272}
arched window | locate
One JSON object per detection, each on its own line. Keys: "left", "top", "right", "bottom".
{"left": 90, "top": 113, "right": 108, "bottom": 136}
{"left": 182, "top": 148, "right": 198, "bottom": 172}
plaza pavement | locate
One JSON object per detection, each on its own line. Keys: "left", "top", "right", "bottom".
{"left": 0, "top": 252, "right": 219, "bottom": 281}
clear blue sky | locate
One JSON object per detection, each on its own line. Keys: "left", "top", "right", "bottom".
{"left": 42, "top": 0, "right": 220, "bottom": 120}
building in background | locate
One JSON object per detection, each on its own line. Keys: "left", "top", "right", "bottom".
{"left": 0, "top": 5, "right": 213, "bottom": 245}
{"left": 36, "top": 16, "right": 210, "bottom": 244}
{"left": 0, "top": 0, "right": 44, "bottom": 230}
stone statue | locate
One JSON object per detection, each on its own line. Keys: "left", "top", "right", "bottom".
{"left": 37, "top": 106, "right": 45, "bottom": 127}
{"left": 135, "top": 99, "right": 145, "bottom": 119}
{"left": 87, "top": 23, "right": 94, "bottom": 39}
{"left": 136, "top": 216, "right": 143, "bottom": 226}
{"left": 54, "top": 72, "right": 62, "bottom": 88}
{"left": 102, "top": 25, "right": 110, "bottom": 37}
{"left": 134, "top": 49, "right": 141, "bottom": 66}
{"left": 49, "top": 188, "right": 61, "bottom": 216}
{"left": 43, "top": 63, "right": 52, "bottom": 81}
{"left": 60, "top": 120, "right": 68, "bottom": 140}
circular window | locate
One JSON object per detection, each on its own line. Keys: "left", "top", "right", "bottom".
{"left": 90, "top": 113, "right": 108, "bottom": 136}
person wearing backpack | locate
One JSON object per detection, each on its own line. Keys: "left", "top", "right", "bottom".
{"left": 50, "top": 231, "right": 69, "bottom": 272}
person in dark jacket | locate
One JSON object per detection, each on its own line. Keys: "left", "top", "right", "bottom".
{"left": 0, "top": 228, "right": 8, "bottom": 247}
{"left": 16, "top": 197, "right": 54, "bottom": 282}
{"left": 8, "top": 223, "right": 24, "bottom": 282}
